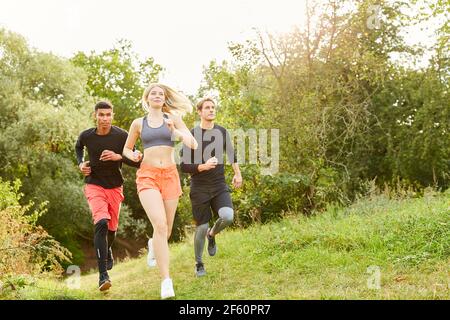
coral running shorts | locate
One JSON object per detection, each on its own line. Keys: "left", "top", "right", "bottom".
{"left": 136, "top": 163, "right": 182, "bottom": 200}
{"left": 84, "top": 184, "right": 124, "bottom": 231}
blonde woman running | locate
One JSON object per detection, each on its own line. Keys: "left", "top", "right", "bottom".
{"left": 123, "top": 83, "right": 197, "bottom": 299}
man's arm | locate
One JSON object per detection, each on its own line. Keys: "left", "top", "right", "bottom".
{"left": 75, "top": 133, "right": 91, "bottom": 176}
{"left": 180, "top": 143, "right": 200, "bottom": 173}
{"left": 231, "top": 163, "right": 242, "bottom": 188}
{"left": 121, "top": 152, "right": 142, "bottom": 168}
{"left": 224, "top": 127, "right": 238, "bottom": 165}
{"left": 75, "top": 133, "right": 85, "bottom": 166}
{"left": 180, "top": 140, "right": 218, "bottom": 173}
{"left": 224, "top": 128, "right": 242, "bottom": 188}
{"left": 98, "top": 148, "right": 141, "bottom": 168}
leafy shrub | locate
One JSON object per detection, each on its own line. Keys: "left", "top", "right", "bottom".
{"left": 0, "top": 179, "right": 71, "bottom": 277}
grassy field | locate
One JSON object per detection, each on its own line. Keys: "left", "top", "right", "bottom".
{"left": 2, "top": 190, "right": 449, "bottom": 300}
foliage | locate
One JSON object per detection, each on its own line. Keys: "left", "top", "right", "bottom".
{"left": 0, "top": 179, "right": 71, "bottom": 278}
{"left": 0, "top": 28, "right": 93, "bottom": 264}
{"left": 71, "top": 39, "right": 163, "bottom": 127}
{"left": 0, "top": 0, "right": 449, "bottom": 269}
{"left": 8, "top": 189, "right": 449, "bottom": 300}
{"left": 198, "top": 0, "right": 450, "bottom": 224}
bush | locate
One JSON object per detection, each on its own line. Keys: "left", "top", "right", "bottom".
{"left": 229, "top": 165, "right": 349, "bottom": 227}
{"left": 116, "top": 204, "right": 150, "bottom": 240}
{"left": 0, "top": 179, "right": 71, "bottom": 277}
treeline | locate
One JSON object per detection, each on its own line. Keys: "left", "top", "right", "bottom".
{"left": 197, "top": 0, "right": 449, "bottom": 224}
{"left": 0, "top": 0, "right": 448, "bottom": 274}
{"left": 0, "top": 31, "right": 155, "bottom": 268}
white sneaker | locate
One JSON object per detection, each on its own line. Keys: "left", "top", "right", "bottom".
{"left": 147, "top": 238, "right": 156, "bottom": 267}
{"left": 160, "top": 278, "right": 175, "bottom": 300}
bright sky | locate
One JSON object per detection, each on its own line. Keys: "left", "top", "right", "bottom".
{"left": 0, "top": 0, "right": 438, "bottom": 95}
{"left": 0, "top": 0, "right": 308, "bottom": 95}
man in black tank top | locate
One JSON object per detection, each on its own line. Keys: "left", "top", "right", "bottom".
{"left": 180, "top": 97, "right": 242, "bottom": 277}
{"left": 75, "top": 101, "right": 140, "bottom": 291}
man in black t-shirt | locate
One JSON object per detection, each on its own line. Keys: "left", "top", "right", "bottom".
{"left": 75, "top": 101, "right": 140, "bottom": 291}
{"left": 180, "top": 97, "right": 243, "bottom": 277}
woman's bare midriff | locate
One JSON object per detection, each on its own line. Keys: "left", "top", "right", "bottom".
{"left": 141, "top": 145, "right": 176, "bottom": 168}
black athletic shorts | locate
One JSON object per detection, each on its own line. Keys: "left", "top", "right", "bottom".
{"left": 189, "top": 185, "right": 233, "bottom": 226}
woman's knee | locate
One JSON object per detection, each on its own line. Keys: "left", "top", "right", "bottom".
{"left": 166, "top": 225, "right": 173, "bottom": 239}
{"left": 153, "top": 222, "right": 168, "bottom": 238}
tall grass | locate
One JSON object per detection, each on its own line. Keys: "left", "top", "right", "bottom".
{"left": 2, "top": 189, "right": 449, "bottom": 300}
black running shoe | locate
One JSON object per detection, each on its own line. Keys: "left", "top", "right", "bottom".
{"left": 195, "top": 262, "right": 206, "bottom": 277}
{"left": 98, "top": 272, "right": 111, "bottom": 291}
{"left": 207, "top": 229, "right": 217, "bottom": 256}
{"left": 107, "top": 248, "right": 114, "bottom": 271}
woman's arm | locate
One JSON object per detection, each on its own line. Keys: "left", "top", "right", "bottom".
{"left": 123, "top": 119, "right": 143, "bottom": 162}
{"left": 167, "top": 114, "right": 198, "bottom": 150}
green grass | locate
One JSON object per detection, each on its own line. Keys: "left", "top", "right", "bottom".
{"left": 3, "top": 190, "right": 449, "bottom": 300}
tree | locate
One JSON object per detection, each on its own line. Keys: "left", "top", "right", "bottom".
{"left": 71, "top": 39, "right": 163, "bottom": 127}
{"left": 200, "top": 0, "right": 450, "bottom": 223}
{"left": 0, "top": 28, "right": 94, "bottom": 264}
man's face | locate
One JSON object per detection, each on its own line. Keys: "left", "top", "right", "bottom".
{"left": 95, "top": 108, "right": 113, "bottom": 129}
{"left": 198, "top": 101, "right": 216, "bottom": 121}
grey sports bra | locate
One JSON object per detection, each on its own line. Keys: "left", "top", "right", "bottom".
{"left": 141, "top": 114, "right": 174, "bottom": 149}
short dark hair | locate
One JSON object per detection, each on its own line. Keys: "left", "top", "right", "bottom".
{"left": 94, "top": 101, "right": 113, "bottom": 112}
{"left": 196, "top": 97, "right": 215, "bottom": 111}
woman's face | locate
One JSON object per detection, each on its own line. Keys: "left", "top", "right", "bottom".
{"left": 147, "top": 86, "right": 165, "bottom": 108}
